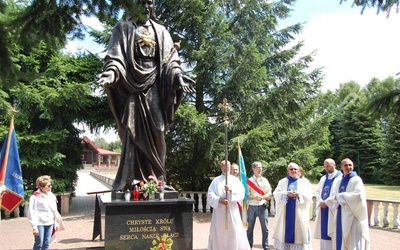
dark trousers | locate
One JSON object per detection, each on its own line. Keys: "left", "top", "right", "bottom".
{"left": 247, "top": 205, "right": 269, "bottom": 249}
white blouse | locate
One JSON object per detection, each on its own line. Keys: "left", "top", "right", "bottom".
{"left": 27, "top": 189, "right": 58, "bottom": 230}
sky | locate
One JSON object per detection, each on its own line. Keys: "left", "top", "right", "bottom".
{"left": 70, "top": 0, "right": 400, "bottom": 142}
{"left": 282, "top": 0, "right": 400, "bottom": 91}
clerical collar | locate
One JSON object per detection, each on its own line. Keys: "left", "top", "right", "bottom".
{"left": 327, "top": 170, "right": 339, "bottom": 179}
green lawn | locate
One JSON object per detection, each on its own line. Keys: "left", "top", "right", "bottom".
{"left": 310, "top": 183, "right": 400, "bottom": 201}
{"left": 309, "top": 183, "right": 399, "bottom": 227}
{"left": 364, "top": 184, "right": 400, "bottom": 201}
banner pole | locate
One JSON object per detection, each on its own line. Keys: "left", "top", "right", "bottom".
{"left": 224, "top": 120, "right": 229, "bottom": 229}
{"left": 0, "top": 106, "right": 17, "bottom": 223}
{"left": 0, "top": 108, "right": 16, "bottom": 182}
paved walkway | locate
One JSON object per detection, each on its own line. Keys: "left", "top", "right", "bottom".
{"left": 0, "top": 169, "right": 399, "bottom": 249}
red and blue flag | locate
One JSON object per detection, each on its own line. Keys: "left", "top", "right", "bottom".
{"left": 0, "top": 128, "right": 24, "bottom": 212}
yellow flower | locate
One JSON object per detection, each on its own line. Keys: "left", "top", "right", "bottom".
{"left": 150, "top": 234, "right": 173, "bottom": 250}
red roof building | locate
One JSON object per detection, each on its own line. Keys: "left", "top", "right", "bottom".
{"left": 81, "top": 136, "right": 120, "bottom": 170}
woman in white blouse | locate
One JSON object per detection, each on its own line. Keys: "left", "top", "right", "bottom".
{"left": 27, "top": 175, "right": 60, "bottom": 250}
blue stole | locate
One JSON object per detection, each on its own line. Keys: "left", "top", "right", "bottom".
{"left": 285, "top": 175, "right": 299, "bottom": 243}
{"left": 321, "top": 171, "right": 342, "bottom": 240}
{"left": 336, "top": 171, "right": 357, "bottom": 249}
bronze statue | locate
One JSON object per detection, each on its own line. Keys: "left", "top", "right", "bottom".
{"left": 97, "top": 0, "right": 195, "bottom": 191}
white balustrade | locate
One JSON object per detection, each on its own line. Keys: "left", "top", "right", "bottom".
{"left": 89, "top": 172, "right": 400, "bottom": 229}
{"left": 367, "top": 199, "right": 400, "bottom": 229}
{"left": 178, "top": 193, "right": 400, "bottom": 230}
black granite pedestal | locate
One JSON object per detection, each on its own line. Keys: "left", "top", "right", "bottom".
{"left": 100, "top": 196, "right": 195, "bottom": 250}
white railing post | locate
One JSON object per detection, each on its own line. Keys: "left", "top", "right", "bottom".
{"left": 311, "top": 196, "right": 317, "bottom": 220}
{"left": 269, "top": 198, "right": 275, "bottom": 216}
{"left": 392, "top": 203, "right": 399, "bottom": 229}
{"left": 382, "top": 202, "right": 390, "bottom": 228}
{"left": 373, "top": 202, "right": 381, "bottom": 227}
{"left": 181, "top": 191, "right": 211, "bottom": 213}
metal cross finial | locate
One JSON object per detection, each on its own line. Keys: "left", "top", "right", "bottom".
{"left": 218, "top": 98, "right": 232, "bottom": 125}
{"left": 11, "top": 103, "right": 18, "bottom": 116}
{"left": 218, "top": 98, "right": 232, "bottom": 229}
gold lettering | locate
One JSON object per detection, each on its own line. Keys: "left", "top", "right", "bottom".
{"left": 165, "top": 232, "right": 180, "bottom": 238}
{"left": 160, "top": 226, "right": 171, "bottom": 232}
{"left": 142, "top": 233, "right": 159, "bottom": 239}
{"left": 129, "top": 226, "right": 157, "bottom": 233}
{"left": 119, "top": 234, "right": 139, "bottom": 240}
{"left": 155, "top": 218, "right": 174, "bottom": 224}
{"left": 126, "top": 219, "right": 152, "bottom": 226}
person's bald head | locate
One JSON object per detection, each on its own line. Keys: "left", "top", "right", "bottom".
{"left": 324, "top": 158, "right": 336, "bottom": 174}
{"left": 220, "top": 160, "right": 231, "bottom": 174}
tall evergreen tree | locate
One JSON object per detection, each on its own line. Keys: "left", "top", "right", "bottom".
{"left": 380, "top": 115, "right": 400, "bottom": 185}
{"left": 8, "top": 49, "right": 106, "bottom": 193}
{"left": 364, "top": 77, "right": 400, "bottom": 184}
{"left": 157, "top": 0, "right": 327, "bottom": 188}
{"left": 366, "top": 77, "right": 400, "bottom": 116}
{"left": 338, "top": 89, "right": 383, "bottom": 182}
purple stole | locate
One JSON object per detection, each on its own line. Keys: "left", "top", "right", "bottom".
{"left": 336, "top": 171, "right": 357, "bottom": 249}
{"left": 285, "top": 175, "right": 298, "bottom": 243}
{"left": 321, "top": 171, "right": 342, "bottom": 240}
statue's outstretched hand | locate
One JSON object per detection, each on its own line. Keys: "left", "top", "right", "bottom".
{"left": 97, "top": 70, "right": 116, "bottom": 87}
{"left": 177, "top": 74, "right": 196, "bottom": 93}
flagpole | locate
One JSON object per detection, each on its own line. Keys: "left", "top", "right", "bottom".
{"left": 238, "top": 139, "right": 244, "bottom": 225}
{"left": 0, "top": 106, "right": 17, "bottom": 223}
{"left": 237, "top": 139, "right": 240, "bottom": 179}
{"left": 218, "top": 98, "right": 232, "bottom": 230}
{"left": 238, "top": 139, "right": 248, "bottom": 227}
{"left": 0, "top": 107, "right": 17, "bottom": 183}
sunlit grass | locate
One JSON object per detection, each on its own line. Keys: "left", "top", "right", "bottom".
{"left": 364, "top": 184, "right": 400, "bottom": 201}
{"left": 310, "top": 183, "right": 400, "bottom": 200}
{"left": 310, "top": 183, "right": 400, "bottom": 228}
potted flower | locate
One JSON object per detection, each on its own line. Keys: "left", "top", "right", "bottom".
{"left": 143, "top": 176, "right": 158, "bottom": 200}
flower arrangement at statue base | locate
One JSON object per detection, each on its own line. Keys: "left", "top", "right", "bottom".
{"left": 140, "top": 175, "right": 158, "bottom": 200}
{"left": 150, "top": 234, "right": 173, "bottom": 250}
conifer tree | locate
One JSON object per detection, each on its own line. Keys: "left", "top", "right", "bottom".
{"left": 380, "top": 115, "right": 400, "bottom": 185}
{"left": 337, "top": 86, "right": 383, "bottom": 182}
{"left": 158, "top": 0, "right": 327, "bottom": 188}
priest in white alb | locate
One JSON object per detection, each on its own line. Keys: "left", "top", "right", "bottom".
{"left": 272, "top": 162, "right": 313, "bottom": 250}
{"left": 314, "top": 158, "right": 342, "bottom": 249}
{"left": 207, "top": 160, "right": 250, "bottom": 250}
{"left": 326, "top": 158, "right": 370, "bottom": 250}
